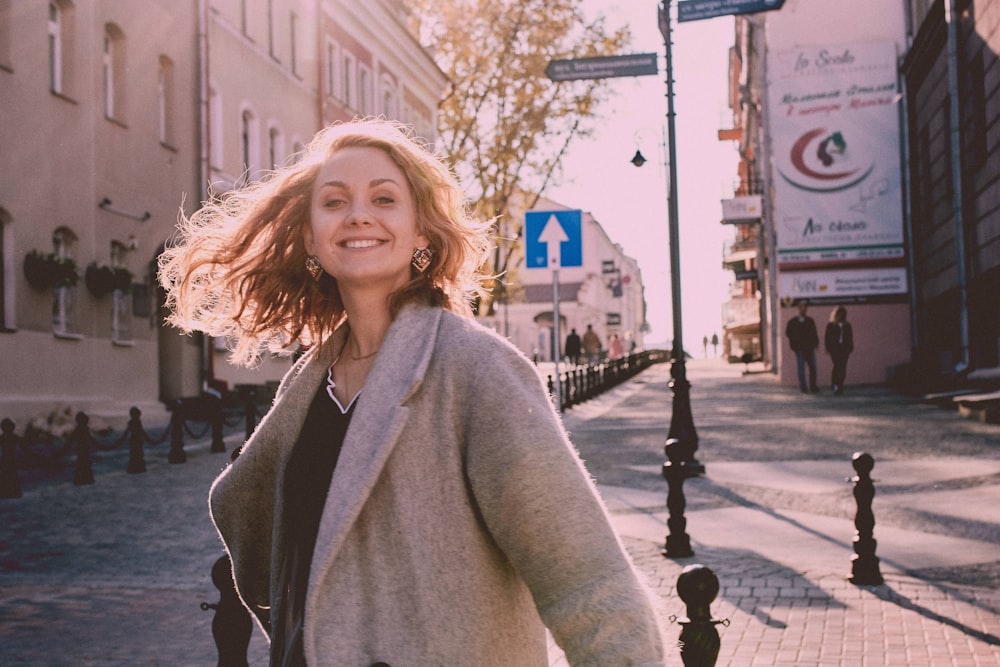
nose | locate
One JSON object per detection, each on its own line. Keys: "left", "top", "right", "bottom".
{"left": 345, "top": 202, "right": 372, "bottom": 225}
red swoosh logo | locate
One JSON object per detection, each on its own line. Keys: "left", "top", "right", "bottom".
{"left": 790, "top": 128, "right": 859, "bottom": 181}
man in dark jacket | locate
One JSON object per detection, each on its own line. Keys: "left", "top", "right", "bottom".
{"left": 785, "top": 301, "right": 819, "bottom": 393}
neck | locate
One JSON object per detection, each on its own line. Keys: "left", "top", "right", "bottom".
{"left": 340, "top": 292, "right": 392, "bottom": 361}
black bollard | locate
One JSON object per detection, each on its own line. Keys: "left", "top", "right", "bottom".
{"left": 168, "top": 399, "right": 187, "bottom": 463}
{"left": 0, "top": 418, "right": 23, "bottom": 498}
{"left": 72, "top": 412, "right": 95, "bottom": 486}
{"left": 849, "top": 451, "right": 884, "bottom": 585}
{"left": 126, "top": 407, "right": 146, "bottom": 474}
{"left": 675, "top": 564, "right": 727, "bottom": 666}
{"left": 662, "top": 438, "right": 694, "bottom": 558}
{"left": 241, "top": 386, "right": 258, "bottom": 441}
{"left": 201, "top": 554, "right": 252, "bottom": 667}
{"left": 208, "top": 392, "right": 226, "bottom": 453}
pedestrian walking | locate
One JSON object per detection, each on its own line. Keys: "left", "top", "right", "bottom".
{"left": 565, "top": 327, "right": 582, "bottom": 365}
{"left": 582, "top": 324, "right": 602, "bottom": 365}
{"left": 710, "top": 332, "right": 719, "bottom": 357}
{"left": 158, "top": 118, "right": 665, "bottom": 667}
{"left": 785, "top": 301, "right": 819, "bottom": 393}
{"left": 825, "top": 305, "right": 854, "bottom": 395}
{"left": 702, "top": 335, "right": 709, "bottom": 358}
{"left": 608, "top": 333, "right": 624, "bottom": 360}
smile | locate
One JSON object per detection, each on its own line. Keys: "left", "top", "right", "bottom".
{"left": 341, "top": 239, "right": 385, "bottom": 249}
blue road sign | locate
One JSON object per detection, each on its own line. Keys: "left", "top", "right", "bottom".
{"left": 677, "top": 0, "right": 785, "bottom": 23}
{"left": 525, "top": 210, "right": 582, "bottom": 268}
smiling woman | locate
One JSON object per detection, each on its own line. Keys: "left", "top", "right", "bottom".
{"left": 157, "top": 118, "right": 667, "bottom": 666}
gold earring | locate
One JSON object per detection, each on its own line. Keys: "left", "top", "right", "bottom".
{"left": 411, "top": 247, "right": 433, "bottom": 273}
{"left": 305, "top": 255, "right": 323, "bottom": 280}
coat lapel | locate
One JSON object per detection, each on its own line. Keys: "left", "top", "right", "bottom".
{"left": 308, "top": 305, "right": 443, "bottom": 583}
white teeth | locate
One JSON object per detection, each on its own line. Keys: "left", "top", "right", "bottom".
{"left": 344, "top": 239, "right": 382, "bottom": 249}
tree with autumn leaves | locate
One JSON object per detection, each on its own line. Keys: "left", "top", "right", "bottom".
{"left": 405, "top": 0, "right": 631, "bottom": 316}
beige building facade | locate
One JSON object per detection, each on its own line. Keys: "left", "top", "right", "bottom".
{"left": 0, "top": 1, "right": 446, "bottom": 426}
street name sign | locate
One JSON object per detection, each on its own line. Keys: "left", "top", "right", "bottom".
{"left": 545, "top": 53, "right": 658, "bottom": 82}
{"left": 525, "top": 210, "right": 582, "bottom": 268}
{"left": 677, "top": 0, "right": 785, "bottom": 23}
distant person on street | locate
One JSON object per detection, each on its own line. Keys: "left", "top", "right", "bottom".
{"left": 711, "top": 332, "right": 719, "bottom": 357}
{"left": 565, "top": 327, "right": 582, "bottom": 365}
{"left": 825, "top": 305, "right": 854, "bottom": 395}
{"left": 786, "top": 301, "right": 819, "bottom": 393}
{"left": 608, "top": 332, "right": 624, "bottom": 360}
{"left": 582, "top": 324, "right": 602, "bottom": 365}
{"left": 158, "top": 118, "right": 664, "bottom": 666}
{"left": 702, "top": 335, "right": 709, "bottom": 358}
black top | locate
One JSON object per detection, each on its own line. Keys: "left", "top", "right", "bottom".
{"left": 271, "top": 374, "right": 358, "bottom": 667}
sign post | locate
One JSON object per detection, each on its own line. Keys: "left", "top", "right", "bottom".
{"left": 526, "top": 210, "right": 583, "bottom": 409}
{"left": 545, "top": 53, "right": 659, "bottom": 82}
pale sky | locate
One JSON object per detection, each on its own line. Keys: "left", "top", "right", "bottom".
{"left": 548, "top": 1, "right": 739, "bottom": 348}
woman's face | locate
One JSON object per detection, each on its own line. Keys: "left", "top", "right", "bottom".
{"left": 305, "top": 146, "right": 427, "bottom": 296}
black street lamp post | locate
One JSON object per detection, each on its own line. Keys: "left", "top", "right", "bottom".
{"left": 633, "top": 1, "right": 703, "bottom": 478}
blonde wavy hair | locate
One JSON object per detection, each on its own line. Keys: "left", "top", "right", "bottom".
{"left": 158, "top": 118, "right": 491, "bottom": 367}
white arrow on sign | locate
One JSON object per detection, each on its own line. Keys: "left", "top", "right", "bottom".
{"left": 538, "top": 214, "right": 569, "bottom": 267}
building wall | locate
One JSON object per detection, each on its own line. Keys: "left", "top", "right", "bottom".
{"left": 0, "top": 0, "right": 447, "bottom": 426}
{"left": 763, "top": 0, "right": 913, "bottom": 386}
{"left": 903, "top": 0, "right": 1000, "bottom": 375}
{"left": 0, "top": 1, "right": 200, "bottom": 425}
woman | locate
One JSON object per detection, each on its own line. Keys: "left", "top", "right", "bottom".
{"left": 824, "top": 305, "right": 854, "bottom": 395}
{"left": 159, "top": 119, "right": 665, "bottom": 666}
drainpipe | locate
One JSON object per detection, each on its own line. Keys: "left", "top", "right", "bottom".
{"left": 898, "top": 72, "right": 919, "bottom": 354}
{"left": 197, "top": 0, "right": 214, "bottom": 390}
{"left": 944, "top": 0, "right": 970, "bottom": 372}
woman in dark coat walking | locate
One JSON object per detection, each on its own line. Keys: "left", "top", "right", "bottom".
{"left": 824, "top": 306, "right": 854, "bottom": 395}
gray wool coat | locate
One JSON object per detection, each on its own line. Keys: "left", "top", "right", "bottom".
{"left": 209, "top": 304, "right": 666, "bottom": 666}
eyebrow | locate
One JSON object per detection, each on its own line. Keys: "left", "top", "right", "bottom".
{"left": 318, "top": 178, "right": 400, "bottom": 189}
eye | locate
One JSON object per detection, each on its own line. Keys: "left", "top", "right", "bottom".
{"left": 374, "top": 195, "right": 395, "bottom": 205}
{"left": 323, "top": 197, "right": 345, "bottom": 208}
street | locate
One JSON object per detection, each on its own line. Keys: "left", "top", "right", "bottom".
{"left": 2, "top": 358, "right": 998, "bottom": 665}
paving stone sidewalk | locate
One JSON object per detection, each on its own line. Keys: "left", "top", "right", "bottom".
{"left": 2, "top": 358, "right": 998, "bottom": 666}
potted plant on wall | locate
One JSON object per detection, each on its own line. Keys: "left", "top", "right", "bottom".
{"left": 23, "top": 250, "right": 80, "bottom": 290}
{"left": 85, "top": 263, "right": 134, "bottom": 297}
{"left": 111, "top": 266, "right": 133, "bottom": 294}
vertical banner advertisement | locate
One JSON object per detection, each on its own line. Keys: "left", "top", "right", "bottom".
{"left": 768, "top": 41, "right": 907, "bottom": 299}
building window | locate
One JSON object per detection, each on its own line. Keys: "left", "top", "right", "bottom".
{"left": 103, "top": 24, "right": 126, "bottom": 122}
{"left": 52, "top": 227, "right": 79, "bottom": 337}
{"left": 110, "top": 241, "right": 131, "bottom": 344}
{"left": 158, "top": 55, "right": 175, "bottom": 146}
{"left": 326, "top": 39, "right": 340, "bottom": 100}
{"left": 0, "top": 1, "right": 11, "bottom": 71}
{"left": 965, "top": 52, "right": 986, "bottom": 171}
{"left": 380, "top": 75, "right": 397, "bottom": 119}
{"left": 289, "top": 12, "right": 299, "bottom": 76}
{"left": 209, "top": 83, "right": 223, "bottom": 170}
{"left": 268, "top": 124, "right": 284, "bottom": 169}
{"left": 0, "top": 210, "right": 12, "bottom": 332}
{"left": 267, "top": 0, "right": 275, "bottom": 57}
{"left": 48, "top": 2, "right": 64, "bottom": 93}
{"left": 343, "top": 52, "right": 355, "bottom": 110}
{"left": 359, "top": 64, "right": 372, "bottom": 116}
{"left": 240, "top": 106, "right": 260, "bottom": 184}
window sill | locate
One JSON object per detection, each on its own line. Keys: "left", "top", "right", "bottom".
{"left": 112, "top": 338, "right": 135, "bottom": 348}
{"left": 54, "top": 330, "right": 84, "bottom": 341}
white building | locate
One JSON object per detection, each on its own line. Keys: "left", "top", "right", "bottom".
{"left": 482, "top": 197, "right": 648, "bottom": 363}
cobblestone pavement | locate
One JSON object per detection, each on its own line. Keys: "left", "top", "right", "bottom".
{"left": 2, "top": 358, "right": 998, "bottom": 665}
